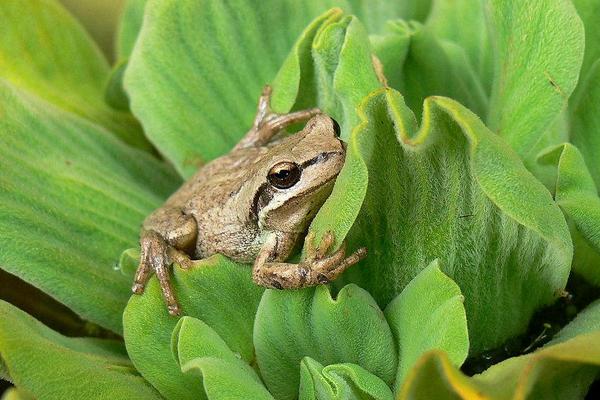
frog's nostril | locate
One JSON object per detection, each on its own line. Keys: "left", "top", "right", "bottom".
{"left": 330, "top": 117, "right": 341, "bottom": 137}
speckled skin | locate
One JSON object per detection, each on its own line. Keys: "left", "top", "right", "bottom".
{"left": 132, "top": 86, "right": 366, "bottom": 315}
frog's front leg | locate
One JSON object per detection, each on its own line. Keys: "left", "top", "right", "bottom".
{"left": 234, "top": 85, "right": 321, "bottom": 150}
{"left": 133, "top": 207, "right": 198, "bottom": 316}
{"left": 252, "top": 231, "right": 367, "bottom": 289}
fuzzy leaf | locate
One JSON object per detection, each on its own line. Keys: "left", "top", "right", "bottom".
{"left": 569, "top": 61, "right": 600, "bottom": 192}
{"left": 326, "top": 88, "right": 571, "bottom": 354}
{"left": 369, "top": 20, "right": 411, "bottom": 91}
{"left": 253, "top": 284, "right": 397, "bottom": 400}
{"left": 117, "top": 0, "right": 148, "bottom": 60}
{"left": 105, "top": 59, "right": 130, "bottom": 111}
{"left": 123, "top": 255, "right": 263, "bottom": 400}
{"left": 384, "top": 260, "right": 468, "bottom": 393}
{"left": 109, "top": 0, "right": 148, "bottom": 113}
{"left": 170, "top": 316, "right": 272, "bottom": 400}
{"left": 0, "top": 0, "right": 148, "bottom": 149}
{"left": 272, "top": 12, "right": 571, "bottom": 351}
{"left": 486, "top": 0, "right": 584, "bottom": 161}
{"left": 299, "top": 358, "right": 394, "bottom": 400}
{"left": 546, "top": 299, "right": 600, "bottom": 345}
{"left": 0, "top": 301, "right": 161, "bottom": 400}
{"left": 172, "top": 317, "right": 259, "bottom": 378}
{"left": 570, "top": 0, "right": 600, "bottom": 104}
{"left": 538, "top": 143, "right": 600, "bottom": 285}
{"left": 182, "top": 358, "right": 274, "bottom": 400}
{"left": 377, "top": 21, "right": 488, "bottom": 120}
{"left": 0, "top": 388, "right": 35, "bottom": 400}
{"left": 0, "top": 80, "right": 179, "bottom": 333}
{"left": 125, "top": 0, "right": 399, "bottom": 177}
{"left": 425, "top": 0, "right": 492, "bottom": 94}
{"left": 399, "top": 300, "right": 600, "bottom": 400}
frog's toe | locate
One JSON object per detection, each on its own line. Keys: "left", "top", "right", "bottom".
{"left": 132, "top": 260, "right": 152, "bottom": 294}
{"left": 312, "top": 244, "right": 367, "bottom": 284}
{"left": 154, "top": 261, "right": 181, "bottom": 316}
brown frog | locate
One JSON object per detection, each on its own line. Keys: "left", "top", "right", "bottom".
{"left": 132, "top": 86, "right": 366, "bottom": 315}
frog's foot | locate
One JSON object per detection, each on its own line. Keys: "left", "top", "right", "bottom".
{"left": 302, "top": 231, "right": 367, "bottom": 285}
{"left": 132, "top": 231, "right": 185, "bottom": 316}
{"left": 235, "top": 85, "right": 321, "bottom": 149}
{"left": 252, "top": 231, "right": 367, "bottom": 289}
{"left": 255, "top": 85, "right": 321, "bottom": 134}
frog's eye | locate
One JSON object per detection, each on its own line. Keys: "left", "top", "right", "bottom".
{"left": 268, "top": 161, "right": 301, "bottom": 189}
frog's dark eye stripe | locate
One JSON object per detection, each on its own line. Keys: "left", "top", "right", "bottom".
{"left": 300, "top": 151, "right": 340, "bottom": 169}
{"left": 250, "top": 182, "right": 273, "bottom": 221}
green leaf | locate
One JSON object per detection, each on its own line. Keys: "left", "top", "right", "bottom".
{"left": 370, "top": 20, "right": 412, "bottom": 91}
{"left": 117, "top": 248, "right": 141, "bottom": 278}
{"left": 395, "top": 0, "right": 432, "bottom": 22}
{"left": 486, "top": 0, "right": 584, "bottom": 161}
{"left": 0, "top": 0, "right": 149, "bottom": 149}
{"left": 253, "top": 284, "right": 397, "bottom": 400}
{"left": 0, "top": 388, "right": 35, "bottom": 400}
{"left": 125, "top": 1, "right": 399, "bottom": 177}
{"left": 123, "top": 255, "right": 263, "bottom": 400}
{"left": 384, "top": 260, "right": 468, "bottom": 393}
{"left": 172, "top": 317, "right": 260, "bottom": 378}
{"left": 399, "top": 299, "right": 600, "bottom": 400}
{"left": 182, "top": 358, "right": 274, "bottom": 400}
{"left": 547, "top": 299, "right": 600, "bottom": 346}
{"left": 0, "top": 301, "right": 162, "bottom": 400}
{"left": 105, "top": 59, "right": 130, "bottom": 111}
{"left": 0, "top": 80, "right": 180, "bottom": 333}
{"left": 299, "top": 358, "right": 394, "bottom": 400}
{"left": 117, "top": 0, "right": 148, "bottom": 60}
{"left": 538, "top": 143, "right": 600, "bottom": 285}
{"left": 425, "top": 0, "right": 493, "bottom": 94}
{"left": 377, "top": 21, "right": 488, "bottom": 120}
{"left": 172, "top": 316, "right": 273, "bottom": 400}
{"left": 569, "top": 61, "right": 600, "bottom": 192}
{"left": 570, "top": 0, "right": 600, "bottom": 104}
{"left": 330, "top": 88, "right": 572, "bottom": 353}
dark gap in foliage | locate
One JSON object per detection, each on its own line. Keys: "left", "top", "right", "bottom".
{"left": 0, "top": 269, "right": 120, "bottom": 339}
{"left": 0, "top": 381, "right": 13, "bottom": 397}
{"left": 585, "top": 378, "right": 600, "bottom": 399}
{"left": 462, "top": 273, "right": 600, "bottom": 375}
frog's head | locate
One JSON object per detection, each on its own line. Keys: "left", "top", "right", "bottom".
{"left": 253, "top": 113, "right": 345, "bottom": 233}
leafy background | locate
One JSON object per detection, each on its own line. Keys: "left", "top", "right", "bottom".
{"left": 1, "top": 0, "right": 600, "bottom": 399}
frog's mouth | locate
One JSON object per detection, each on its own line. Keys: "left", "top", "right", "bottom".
{"left": 298, "top": 174, "right": 337, "bottom": 197}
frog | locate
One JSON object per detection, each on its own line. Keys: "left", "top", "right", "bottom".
{"left": 132, "top": 85, "right": 367, "bottom": 315}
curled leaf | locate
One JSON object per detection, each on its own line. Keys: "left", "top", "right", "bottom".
{"left": 173, "top": 316, "right": 272, "bottom": 400}
{"left": 538, "top": 143, "right": 600, "bottom": 285}
{"left": 299, "top": 358, "right": 394, "bottom": 400}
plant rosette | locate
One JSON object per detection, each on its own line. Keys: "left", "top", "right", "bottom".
{"left": 1, "top": 1, "right": 600, "bottom": 399}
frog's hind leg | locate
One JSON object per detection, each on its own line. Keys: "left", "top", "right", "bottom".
{"left": 235, "top": 85, "right": 321, "bottom": 149}
{"left": 133, "top": 208, "right": 198, "bottom": 316}
{"left": 134, "top": 230, "right": 181, "bottom": 315}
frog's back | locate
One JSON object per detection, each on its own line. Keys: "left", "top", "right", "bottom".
{"left": 173, "top": 146, "right": 269, "bottom": 262}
